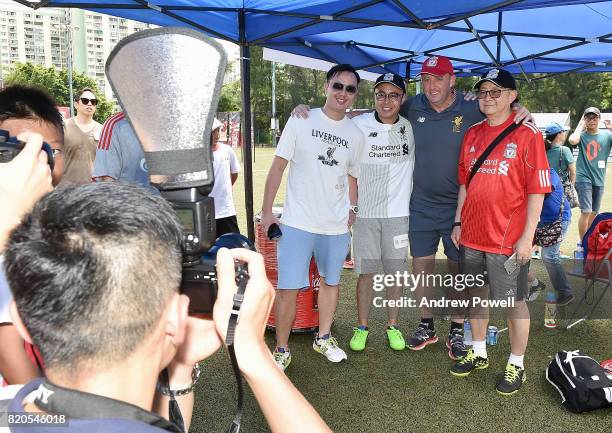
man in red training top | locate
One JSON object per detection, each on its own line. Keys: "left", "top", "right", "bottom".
{"left": 450, "top": 68, "right": 550, "bottom": 395}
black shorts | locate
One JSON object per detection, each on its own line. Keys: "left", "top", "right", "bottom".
{"left": 216, "top": 215, "right": 240, "bottom": 237}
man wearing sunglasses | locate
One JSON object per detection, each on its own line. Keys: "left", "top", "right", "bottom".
{"left": 62, "top": 88, "right": 102, "bottom": 185}
{"left": 568, "top": 107, "right": 612, "bottom": 238}
{"left": 261, "top": 64, "right": 364, "bottom": 370}
{"left": 451, "top": 68, "right": 549, "bottom": 395}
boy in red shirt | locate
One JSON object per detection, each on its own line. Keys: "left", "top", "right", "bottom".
{"left": 450, "top": 69, "right": 550, "bottom": 395}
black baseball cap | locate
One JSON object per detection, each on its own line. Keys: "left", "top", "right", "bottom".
{"left": 473, "top": 68, "right": 516, "bottom": 90}
{"left": 374, "top": 73, "right": 406, "bottom": 93}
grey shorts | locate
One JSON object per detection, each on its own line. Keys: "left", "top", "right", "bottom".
{"left": 459, "top": 246, "right": 528, "bottom": 301}
{"left": 353, "top": 216, "right": 409, "bottom": 275}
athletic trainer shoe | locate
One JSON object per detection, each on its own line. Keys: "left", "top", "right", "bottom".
{"left": 313, "top": 335, "right": 348, "bottom": 362}
{"left": 446, "top": 330, "right": 468, "bottom": 360}
{"left": 273, "top": 348, "right": 291, "bottom": 371}
{"left": 450, "top": 348, "right": 489, "bottom": 377}
{"left": 527, "top": 280, "right": 546, "bottom": 302}
{"left": 496, "top": 363, "right": 526, "bottom": 395}
{"left": 557, "top": 293, "right": 575, "bottom": 307}
{"left": 349, "top": 327, "right": 369, "bottom": 352}
{"left": 407, "top": 323, "right": 438, "bottom": 350}
{"left": 343, "top": 259, "right": 354, "bottom": 269}
{"left": 386, "top": 326, "right": 406, "bottom": 351}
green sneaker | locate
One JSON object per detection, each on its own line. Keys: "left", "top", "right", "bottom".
{"left": 496, "top": 363, "right": 526, "bottom": 395}
{"left": 386, "top": 326, "right": 406, "bottom": 351}
{"left": 349, "top": 327, "right": 369, "bottom": 352}
{"left": 273, "top": 348, "right": 291, "bottom": 371}
{"left": 450, "top": 348, "right": 489, "bottom": 377}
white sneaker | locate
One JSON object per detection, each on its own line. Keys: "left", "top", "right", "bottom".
{"left": 273, "top": 348, "right": 291, "bottom": 371}
{"left": 313, "top": 335, "right": 347, "bottom": 363}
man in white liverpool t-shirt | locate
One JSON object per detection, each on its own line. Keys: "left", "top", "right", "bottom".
{"left": 210, "top": 118, "right": 241, "bottom": 236}
{"left": 261, "top": 64, "right": 364, "bottom": 371}
{"left": 349, "top": 73, "right": 415, "bottom": 353}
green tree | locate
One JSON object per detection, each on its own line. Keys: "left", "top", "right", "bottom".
{"left": 218, "top": 80, "right": 241, "bottom": 112}
{"left": 5, "top": 62, "right": 115, "bottom": 122}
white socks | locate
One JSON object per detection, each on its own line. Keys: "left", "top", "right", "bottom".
{"left": 508, "top": 353, "right": 524, "bottom": 368}
{"left": 473, "top": 340, "right": 487, "bottom": 359}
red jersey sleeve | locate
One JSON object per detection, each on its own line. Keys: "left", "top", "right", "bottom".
{"left": 523, "top": 123, "right": 552, "bottom": 194}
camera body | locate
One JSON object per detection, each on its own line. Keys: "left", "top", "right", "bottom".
{"left": 161, "top": 187, "right": 217, "bottom": 315}
{"left": 162, "top": 187, "right": 254, "bottom": 315}
{"left": 0, "top": 129, "right": 55, "bottom": 170}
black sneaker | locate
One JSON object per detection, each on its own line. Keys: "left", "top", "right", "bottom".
{"left": 407, "top": 323, "right": 438, "bottom": 350}
{"left": 450, "top": 348, "right": 489, "bottom": 377}
{"left": 496, "top": 363, "right": 526, "bottom": 395}
{"left": 527, "top": 280, "right": 546, "bottom": 302}
{"left": 557, "top": 293, "right": 575, "bottom": 307}
{"left": 446, "top": 330, "right": 468, "bottom": 360}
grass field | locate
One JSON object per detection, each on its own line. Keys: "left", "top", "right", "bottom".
{"left": 191, "top": 147, "right": 611, "bottom": 433}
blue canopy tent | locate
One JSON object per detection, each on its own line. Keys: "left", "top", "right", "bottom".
{"left": 262, "top": 2, "right": 612, "bottom": 80}
{"left": 15, "top": 0, "right": 612, "bottom": 239}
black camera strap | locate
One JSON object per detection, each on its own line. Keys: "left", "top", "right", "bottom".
{"left": 32, "top": 379, "right": 183, "bottom": 433}
{"left": 223, "top": 264, "right": 250, "bottom": 433}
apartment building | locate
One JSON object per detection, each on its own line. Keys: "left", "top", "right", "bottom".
{"left": 0, "top": 1, "right": 150, "bottom": 98}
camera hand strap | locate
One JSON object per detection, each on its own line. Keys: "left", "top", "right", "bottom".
{"left": 224, "top": 264, "right": 250, "bottom": 433}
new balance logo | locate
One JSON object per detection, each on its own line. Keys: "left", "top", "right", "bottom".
{"left": 368, "top": 132, "right": 378, "bottom": 137}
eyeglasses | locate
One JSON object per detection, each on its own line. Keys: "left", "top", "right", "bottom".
{"left": 375, "top": 91, "right": 402, "bottom": 102}
{"left": 476, "top": 89, "right": 512, "bottom": 99}
{"left": 331, "top": 82, "right": 357, "bottom": 94}
{"left": 79, "top": 97, "right": 98, "bottom": 106}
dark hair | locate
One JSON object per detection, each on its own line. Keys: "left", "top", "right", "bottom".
{"left": 0, "top": 85, "right": 64, "bottom": 139}
{"left": 4, "top": 182, "right": 183, "bottom": 372}
{"left": 75, "top": 87, "right": 96, "bottom": 101}
{"left": 326, "top": 64, "right": 361, "bottom": 84}
{"left": 544, "top": 132, "right": 559, "bottom": 150}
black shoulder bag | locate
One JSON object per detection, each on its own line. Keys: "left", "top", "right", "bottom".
{"left": 467, "top": 122, "right": 520, "bottom": 188}
{"left": 558, "top": 147, "right": 579, "bottom": 208}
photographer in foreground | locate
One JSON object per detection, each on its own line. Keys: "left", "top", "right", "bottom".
{"left": 3, "top": 182, "right": 331, "bottom": 432}
{"left": 1, "top": 85, "right": 65, "bottom": 387}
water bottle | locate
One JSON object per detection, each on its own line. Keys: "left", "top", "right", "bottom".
{"left": 574, "top": 242, "right": 584, "bottom": 260}
{"left": 463, "top": 319, "right": 473, "bottom": 345}
{"left": 544, "top": 290, "right": 557, "bottom": 329}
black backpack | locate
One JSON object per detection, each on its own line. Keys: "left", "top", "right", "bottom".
{"left": 546, "top": 350, "right": 612, "bottom": 413}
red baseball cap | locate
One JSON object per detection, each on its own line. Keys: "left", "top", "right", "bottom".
{"left": 419, "top": 55, "right": 455, "bottom": 77}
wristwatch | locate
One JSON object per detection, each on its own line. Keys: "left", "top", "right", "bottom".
{"left": 452, "top": 221, "right": 461, "bottom": 229}
{"left": 350, "top": 205, "right": 359, "bottom": 214}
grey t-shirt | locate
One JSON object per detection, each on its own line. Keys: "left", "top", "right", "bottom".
{"left": 92, "top": 113, "right": 153, "bottom": 191}
{"left": 400, "top": 93, "right": 484, "bottom": 230}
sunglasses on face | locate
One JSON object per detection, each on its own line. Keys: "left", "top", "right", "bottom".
{"left": 331, "top": 82, "right": 357, "bottom": 94}
{"left": 80, "top": 97, "right": 98, "bottom": 106}
{"left": 375, "top": 91, "right": 402, "bottom": 102}
{"left": 476, "top": 88, "right": 512, "bottom": 99}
